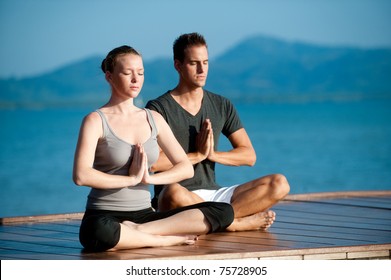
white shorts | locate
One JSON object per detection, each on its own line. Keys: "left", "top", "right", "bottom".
{"left": 192, "top": 185, "right": 239, "bottom": 204}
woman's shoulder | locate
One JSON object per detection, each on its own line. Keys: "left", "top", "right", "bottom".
{"left": 147, "top": 109, "right": 164, "bottom": 123}
{"left": 81, "top": 111, "right": 103, "bottom": 129}
{"left": 84, "top": 110, "right": 101, "bottom": 121}
{"left": 146, "top": 109, "right": 169, "bottom": 134}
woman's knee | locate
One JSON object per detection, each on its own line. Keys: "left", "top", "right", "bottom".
{"left": 79, "top": 215, "right": 120, "bottom": 252}
{"left": 198, "top": 202, "right": 234, "bottom": 232}
{"left": 219, "top": 202, "right": 235, "bottom": 229}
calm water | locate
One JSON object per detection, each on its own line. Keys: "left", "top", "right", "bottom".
{"left": 1, "top": 99, "right": 390, "bottom": 217}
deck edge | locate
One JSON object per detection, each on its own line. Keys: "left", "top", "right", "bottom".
{"left": 284, "top": 190, "right": 391, "bottom": 201}
{"left": 146, "top": 243, "right": 391, "bottom": 260}
{"left": 0, "top": 212, "right": 83, "bottom": 225}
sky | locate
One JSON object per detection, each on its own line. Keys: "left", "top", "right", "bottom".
{"left": 0, "top": 0, "right": 390, "bottom": 78}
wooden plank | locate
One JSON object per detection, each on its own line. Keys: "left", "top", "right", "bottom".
{"left": 347, "top": 250, "right": 390, "bottom": 259}
{"left": 0, "top": 243, "right": 83, "bottom": 259}
{"left": 304, "top": 252, "right": 347, "bottom": 260}
{"left": 270, "top": 227, "right": 391, "bottom": 244}
{"left": 275, "top": 199, "right": 391, "bottom": 214}
{"left": 6, "top": 220, "right": 81, "bottom": 231}
{"left": 300, "top": 197, "right": 391, "bottom": 210}
{"left": 81, "top": 248, "right": 170, "bottom": 260}
{"left": 274, "top": 214, "right": 391, "bottom": 230}
{"left": 275, "top": 216, "right": 391, "bottom": 232}
{"left": 0, "top": 213, "right": 83, "bottom": 225}
{"left": 273, "top": 204, "right": 391, "bottom": 223}
{"left": 4, "top": 224, "right": 80, "bottom": 236}
{"left": 285, "top": 191, "right": 391, "bottom": 200}
{"left": 0, "top": 229, "right": 79, "bottom": 244}
{"left": 258, "top": 255, "right": 303, "bottom": 260}
{"left": 332, "top": 196, "right": 391, "bottom": 206}
{"left": 271, "top": 222, "right": 391, "bottom": 240}
{"left": 0, "top": 237, "right": 81, "bottom": 251}
{"left": 276, "top": 209, "right": 391, "bottom": 226}
{"left": 199, "top": 231, "right": 329, "bottom": 248}
{"left": 149, "top": 244, "right": 391, "bottom": 260}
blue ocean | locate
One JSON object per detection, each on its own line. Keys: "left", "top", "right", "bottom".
{"left": 1, "top": 99, "right": 390, "bottom": 218}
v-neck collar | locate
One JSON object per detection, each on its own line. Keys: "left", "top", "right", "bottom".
{"left": 167, "top": 90, "right": 205, "bottom": 118}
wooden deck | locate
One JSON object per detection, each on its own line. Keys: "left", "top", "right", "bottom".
{"left": 1, "top": 191, "right": 390, "bottom": 260}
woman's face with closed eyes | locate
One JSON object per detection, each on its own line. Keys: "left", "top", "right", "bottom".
{"left": 107, "top": 53, "right": 144, "bottom": 98}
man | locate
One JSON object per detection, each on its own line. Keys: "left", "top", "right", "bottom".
{"left": 146, "top": 32, "right": 290, "bottom": 231}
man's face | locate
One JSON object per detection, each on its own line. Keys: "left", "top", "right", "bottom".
{"left": 176, "top": 45, "right": 209, "bottom": 88}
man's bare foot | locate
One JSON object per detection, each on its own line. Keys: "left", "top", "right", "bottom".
{"left": 259, "top": 210, "right": 275, "bottom": 230}
{"left": 226, "top": 210, "right": 276, "bottom": 232}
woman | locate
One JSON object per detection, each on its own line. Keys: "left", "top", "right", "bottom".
{"left": 73, "top": 45, "right": 234, "bottom": 252}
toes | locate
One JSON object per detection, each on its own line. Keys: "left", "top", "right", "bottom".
{"left": 184, "top": 235, "right": 198, "bottom": 245}
{"left": 185, "top": 239, "right": 196, "bottom": 245}
{"left": 267, "top": 210, "right": 276, "bottom": 218}
{"left": 266, "top": 210, "right": 276, "bottom": 222}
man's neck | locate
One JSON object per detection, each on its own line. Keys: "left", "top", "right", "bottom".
{"left": 170, "top": 85, "right": 204, "bottom": 116}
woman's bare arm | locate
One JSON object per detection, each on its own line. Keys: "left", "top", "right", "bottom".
{"left": 145, "top": 111, "right": 194, "bottom": 185}
{"left": 72, "top": 112, "right": 142, "bottom": 189}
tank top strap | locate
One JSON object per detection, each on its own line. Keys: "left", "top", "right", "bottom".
{"left": 95, "top": 109, "right": 109, "bottom": 137}
{"left": 144, "top": 108, "right": 158, "bottom": 138}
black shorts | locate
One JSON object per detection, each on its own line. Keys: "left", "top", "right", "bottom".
{"left": 79, "top": 201, "right": 234, "bottom": 252}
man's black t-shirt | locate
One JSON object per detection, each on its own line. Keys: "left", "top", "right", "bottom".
{"left": 146, "top": 90, "right": 243, "bottom": 198}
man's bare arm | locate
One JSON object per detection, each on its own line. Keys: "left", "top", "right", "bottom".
{"left": 208, "top": 128, "right": 256, "bottom": 167}
{"left": 150, "top": 149, "right": 207, "bottom": 172}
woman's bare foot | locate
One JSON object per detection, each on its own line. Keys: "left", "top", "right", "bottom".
{"left": 122, "top": 220, "right": 198, "bottom": 246}
{"left": 183, "top": 235, "right": 199, "bottom": 245}
{"left": 226, "top": 210, "right": 276, "bottom": 232}
{"left": 151, "top": 234, "right": 199, "bottom": 247}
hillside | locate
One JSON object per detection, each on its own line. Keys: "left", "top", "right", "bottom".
{"left": 208, "top": 36, "right": 391, "bottom": 102}
{"left": 1, "top": 35, "right": 391, "bottom": 107}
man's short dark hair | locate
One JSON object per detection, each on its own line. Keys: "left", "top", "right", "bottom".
{"left": 173, "top": 32, "right": 207, "bottom": 62}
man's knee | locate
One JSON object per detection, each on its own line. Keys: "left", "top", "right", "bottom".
{"left": 270, "top": 174, "right": 290, "bottom": 200}
{"left": 160, "top": 183, "right": 186, "bottom": 201}
{"left": 158, "top": 183, "right": 190, "bottom": 210}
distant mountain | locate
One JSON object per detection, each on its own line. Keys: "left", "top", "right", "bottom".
{"left": 208, "top": 36, "right": 391, "bottom": 102}
{"left": 1, "top": 35, "right": 391, "bottom": 107}
{"left": 0, "top": 57, "right": 108, "bottom": 107}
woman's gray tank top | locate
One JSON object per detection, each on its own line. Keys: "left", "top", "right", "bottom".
{"left": 86, "top": 109, "right": 159, "bottom": 211}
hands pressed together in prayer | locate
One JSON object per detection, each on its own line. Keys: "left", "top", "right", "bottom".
{"left": 195, "top": 119, "right": 217, "bottom": 162}
{"left": 128, "top": 144, "right": 151, "bottom": 185}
